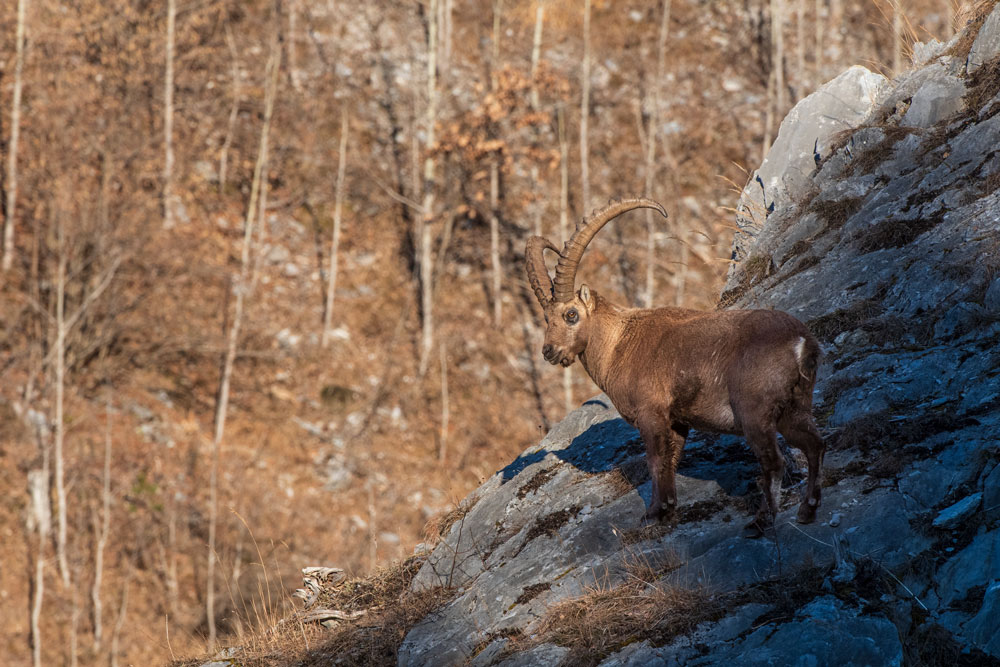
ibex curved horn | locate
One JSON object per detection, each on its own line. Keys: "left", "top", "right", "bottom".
{"left": 552, "top": 198, "right": 667, "bottom": 303}
{"left": 525, "top": 236, "right": 561, "bottom": 310}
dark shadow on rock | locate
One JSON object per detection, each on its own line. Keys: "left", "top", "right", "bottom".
{"left": 499, "top": 449, "right": 547, "bottom": 482}
{"left": 500, "top": 415, "right": 762, "bottom": 497}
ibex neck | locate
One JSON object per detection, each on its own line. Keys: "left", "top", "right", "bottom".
{"left": 579, "top": 297, "right": 630, "bottom": 392}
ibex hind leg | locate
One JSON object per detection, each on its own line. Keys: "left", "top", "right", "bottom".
{"left": 778, "top": 412, "right": 826, "bottom": 524}
{"left": 742, "top": 423, "right": 785, "bottom": 538}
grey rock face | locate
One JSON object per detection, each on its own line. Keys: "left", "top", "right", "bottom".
{"left": 963, "top": 582, "right": 1000, "bottom": 657}
{"left": 968, "top": 4, "right": 1000, "bottom": 73}
{"left": 712, "top": 596, "right": 902, "bottom": 666}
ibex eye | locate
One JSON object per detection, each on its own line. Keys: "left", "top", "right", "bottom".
{"left": 565, "top": 309, "right": 579, "bottom": 324}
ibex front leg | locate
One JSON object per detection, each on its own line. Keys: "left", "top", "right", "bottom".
{"left": 639, "top": 415, "right": 687, "bottom": 525}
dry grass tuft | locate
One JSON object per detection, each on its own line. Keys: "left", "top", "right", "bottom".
{"left": 423, "top": 494, "right": 478, "bottom": 542}
{"left": 719, "top": 254, "right": 774, "bottom": 308}
{"left": 294, "top": 585, "right": 451, "bottom": 667}
{"left": 854, "top": 209, "right": 945, "bottom": 254}
{"left": 982, "top": 168, "right": 1000, "bottom": 199}
{"left": 945, "top": 0, "right": 1000, "bottom": 61}
{"left": 310, "top": 556, "right": 426, "bottom": 614}
{"left": 517, "top": 466, "right": 559, "bottom": 499}
{"left": 606, "top": 457, "right": 650, "bottom": 499}
{"left": 522, "top": 505, "right": 582, "bottom": 544}
{"left": 530, "top": 579, "right": 710, "bottom": 665}
{"left": 807, "top": 291, "right": 886, "bottom": 343}
{"left": 604, "top": 466, "right": 637, "bottom": 499}
{"left": 810, "top": 195, "right": 866, "bottom": 233}
{"left": 966, "top": 54, "right": 1000, "bottom": 114}
{"left": 845, "top": 126, "right": 922, "bottom": 177}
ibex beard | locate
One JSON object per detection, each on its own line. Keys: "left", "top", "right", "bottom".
{"left": 526, "top": 198, "right": 825, "bottom": 537}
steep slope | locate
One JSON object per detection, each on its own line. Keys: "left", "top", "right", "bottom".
{"left": 392, "top": 12, "right": 1000, "bottom": 667}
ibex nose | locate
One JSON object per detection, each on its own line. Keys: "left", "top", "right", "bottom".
{"left": 542, "top": 344, "right": 554, "bottom": 359}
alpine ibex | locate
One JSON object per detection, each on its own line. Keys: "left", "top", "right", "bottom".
{"left": 525, "top": 198, "right": 824, "bottom": 536}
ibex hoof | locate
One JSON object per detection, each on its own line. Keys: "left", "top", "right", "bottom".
{"left": 796, "top": 503, "right": 817, "bottom": 525}
{"left": 743, "top": 515, "right": 774, "bottom": 539}
{"left": 641, "top": 504, "right": 676, "bottom": 527}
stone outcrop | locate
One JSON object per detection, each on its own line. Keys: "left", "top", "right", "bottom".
{"left": 398, "top": 10, "right": 1000, "bottom": 666}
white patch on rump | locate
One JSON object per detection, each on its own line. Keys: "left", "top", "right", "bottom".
{"left": 793, "top": 336, "right": 806, "bottom": 363}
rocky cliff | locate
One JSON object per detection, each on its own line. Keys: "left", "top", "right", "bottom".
{"left": 392, "top": 9, "right": 1000, "bottom": 666}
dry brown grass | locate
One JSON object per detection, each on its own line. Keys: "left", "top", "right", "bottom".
{"left": 524, "top": 571, "right": 710, "bottom": 666}
{"left": 174, "top": 556, "right": 453, "bottom": 667}
{"left": 807, "top": 290, "right": 887, "bottom": 343}
{"left": 966, "top": 54, "right": 1000, "bottom": 113}
{"left": 945, "top": 0, "right": 1000, "bottom": 60}
{"left": 844, "top": 126, "right": 922, "bottom": 178}
{"left": 606, "top": 457, "right": 650, "bottom": 499}
{"left": 811, "top": 195, "right": 866, "bottom": 233}
{"left": 854, "top": 208, "right": 946, "bottom": 254}
{"left": 517, "top": 466, "right": 560, "bottom": 499}
{"left": 423, "top": 493, "right": 479, "bottom": 542}
{"left": 719, "top": 254, "right": 774, "bottom": 308}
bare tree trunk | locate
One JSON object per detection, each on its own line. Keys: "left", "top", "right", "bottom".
{"left": 206, "top": 31, "right": 281, "bottom": 650}
{"left": 165, "top": 502, "right": 179, "bottom": 621}
{"left": 70, "top": 580, "right": 80, "bottom": 667}
{"left": 92, "top": 391, "right": 112, "bottom": 650}
{"left": 580, "top": 0, "right": 592, "bottom": 213}
{"left": 439, "top": 0, "right": 453, "bottom": 74}
{"left": 762, "top": 68, "right": 776, "bottom": 161}
{"left": 796, "top": 0, "right": 806, "bottom": 92}
{"left": 90, "top": 390, "right": 111, "bottom": 651}
{"left": 438, "top": 340, "right": 449, "bottom": 462}
{"left": 772, "top": 0, "right": 786, "bottom": 113}
{"left": 558, "top": 105, "right": 573, "bottom": 414}
{"left": 829, "top": 0, "right": 843, "bottom": 67}
{"left": 530, "top": 3, "right": 544, "bottom": 110}
{"left": 322, "top": 108, "right": 349, "bottom": 347}
{"left": 163, "top": 0, "right": 177, "bottom": 229}
{"left": 54, "top": 215, "right": 70, "bottom": 589}
{"left": 28, "top": 464, "right": 50, "bottom": 667}
{"left": 418, "top": 0, "right": 439, "bottom": 377}
{"left": 490, "top": 0, "right": 503, "bottom": 327}
{"left": 367, "top": 483, "right": 378, "bottom": 570}
{"left": 110, "top": 566, "right": 132, "bottom": 667}
{"left": 288, "top": 0, "right": 302, "bottom": 91}
{"left": 892, "top": 0, "right": 904, "bottom": 75}
{"left": 2, "top": 0, "right": 27, "bottom": 272}
{"left": 530, "top": 2, "right": 545, "bottom": 237}
{"left": 673, "top": 233, "right": 688, "bottom": 306}
{"left": 218, "top": 24, "right": 240, "bottom": 195}
{"left": 644, "top": 0, "right": 670, "bottom": 309}
{"left": 814, "top": 0, "right": 823, "bottom": 80}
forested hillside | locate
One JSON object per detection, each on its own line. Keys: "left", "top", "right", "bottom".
{"left": 0, "top": 0, "right": 972, "bottom": 664}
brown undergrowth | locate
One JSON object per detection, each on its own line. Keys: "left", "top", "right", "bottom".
{"left": 503, "top": 561, "right": 831, "bottom": 666}
{"left": 173, "top": 556, "right": 453, "bottom": 667}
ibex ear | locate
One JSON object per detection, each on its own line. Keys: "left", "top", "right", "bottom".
{"left": 579, "top": 284, "right": 594, "bottom": 309}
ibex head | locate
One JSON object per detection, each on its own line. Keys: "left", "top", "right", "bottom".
{"left": 525, "top": 198, "right": 667, "bottom": 367}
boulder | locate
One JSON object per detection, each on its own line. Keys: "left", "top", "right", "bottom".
{"left": 900, "top": 68, "right": 967, "bottom": 128}
{"left": 932, "top": 493, "right": 983, "bottom": 529}
{"left": 732, "top": 66, "right": 888, "bottom": 267}
{"left": 968, "top": 4, "right": 1000, "bottom": 73}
